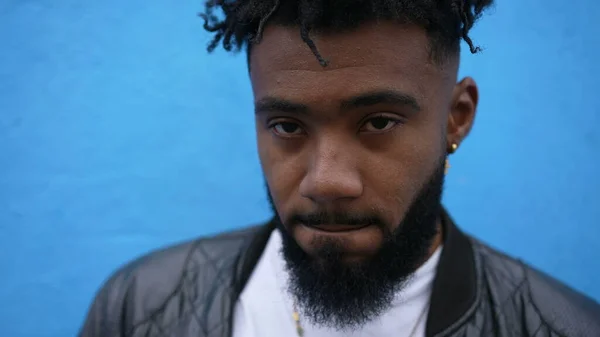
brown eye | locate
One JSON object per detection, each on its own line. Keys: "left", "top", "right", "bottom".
{"left": 271, "top": 122, "right": 304, "bottom": 136}
{"left": 361, "top": 116, "right": 401, "bottom": 133}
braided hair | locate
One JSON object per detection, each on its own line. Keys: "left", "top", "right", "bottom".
{"left": 200, "top": 0, "right": 494, "bottom": 66}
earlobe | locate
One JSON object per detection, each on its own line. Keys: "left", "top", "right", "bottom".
{"left": 446, "top": 77, "right": 479, "bottom": 150}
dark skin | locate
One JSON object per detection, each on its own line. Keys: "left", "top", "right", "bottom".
{"left": 251, "top": 21, "right": 478, "bottom": 263}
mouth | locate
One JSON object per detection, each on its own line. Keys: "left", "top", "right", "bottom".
{"left": 303, "top": 223, "right": 372, "bottom": 233}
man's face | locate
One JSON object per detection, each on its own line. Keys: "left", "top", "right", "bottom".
{"left": 250, "top": 21, "right": 477, "bottom": 328}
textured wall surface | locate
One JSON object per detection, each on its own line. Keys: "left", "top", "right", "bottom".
{"left": 0, "top": 1, "right": 598, "bottom": 336}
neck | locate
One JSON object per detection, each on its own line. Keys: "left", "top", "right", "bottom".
{"left": 421, "top": 218, "right": 444, "bottom": 267}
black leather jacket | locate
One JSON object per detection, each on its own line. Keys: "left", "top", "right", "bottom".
{"left": 79, "top": 213, "right": 600, "bottom": 337}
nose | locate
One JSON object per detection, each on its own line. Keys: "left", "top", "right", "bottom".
{"left": 298, "top": 140, "right": 363, "bottom": 204}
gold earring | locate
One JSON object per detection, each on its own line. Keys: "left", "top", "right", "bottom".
{"left": 445, "top": 143, "right": 458, "bottom": 175}
{"left": 449, "top": 142, "right": 458, "bottom": 154}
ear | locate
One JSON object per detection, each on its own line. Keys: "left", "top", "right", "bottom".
{"left": 446, "top": 77, "right": 479, "bottom": 151}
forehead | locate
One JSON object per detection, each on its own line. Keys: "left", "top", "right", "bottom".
{"left": 249, "top": 22, "right": 452, "bottom": 103}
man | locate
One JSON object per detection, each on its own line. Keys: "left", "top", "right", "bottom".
{"left": 79, "top": 0, "right": 600, "bottom": 336}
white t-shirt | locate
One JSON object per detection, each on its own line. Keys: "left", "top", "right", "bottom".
{"left": 232, "top": 229, "right": 442, "bottom": 337}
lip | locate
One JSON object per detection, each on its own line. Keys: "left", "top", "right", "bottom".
{"left": 303, "top": 224, "right": 372, "bottom": 233}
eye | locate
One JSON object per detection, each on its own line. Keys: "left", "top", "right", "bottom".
{"left": 361, "top": 116, "right": 402, "bottom": 133}
{"left": 270, "top": 121, "right": 304, "bottom": 137}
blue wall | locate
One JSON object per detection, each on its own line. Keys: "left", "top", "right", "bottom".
{"left": 0, "top": 1, "right": 598, "bottom": 336}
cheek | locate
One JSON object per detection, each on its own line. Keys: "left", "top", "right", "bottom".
{"left": 365, "top": 116, "right": 444, "bottom": 224}
{"left": 256, "top": 126, "right": 306, "bottom": 209}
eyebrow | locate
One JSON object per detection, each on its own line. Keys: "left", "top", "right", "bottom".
{"left": 254, "top": 97, "right": 309, "bottom": 115}
{"left": 340, "top": 90, "right": 421, "bottom": 112}
{"left": 254, "top": 90, "right": 421, "bottom": 115}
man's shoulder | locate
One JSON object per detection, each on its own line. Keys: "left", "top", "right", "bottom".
{"left": 79, "top": 224, "right": 267, "bottom": 335}
{"left": 471, "top": 238, "right": 600, "bottom": 336}
{"left": 104, "top": 224, "right": 265, "bottom": 302}
{"left": 116, "top": 224, "right": 262, "bottom": 277}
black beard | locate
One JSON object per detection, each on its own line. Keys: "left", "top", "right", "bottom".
{"left": 266, "top": 159, "right": 445, "bottom": 331}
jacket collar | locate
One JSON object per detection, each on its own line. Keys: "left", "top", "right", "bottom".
{"left": 425, "top": 210, "right": 480, "bottom": 337}
{"left": 233, "top": 210, "right": 480, "bottom": 337}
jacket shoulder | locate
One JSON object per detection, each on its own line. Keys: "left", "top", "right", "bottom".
{"left": 525, "top": 265, "right": 600, "bottom": 336}
{"left": 78, "top": 225, "right": 265, "bottom": 337}
{"left": 472, "top": 239, "right": 600, "bottom": 337}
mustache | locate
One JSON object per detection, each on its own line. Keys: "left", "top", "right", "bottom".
{"left": 286, "top": 210, "right": 386, "bottom": 228}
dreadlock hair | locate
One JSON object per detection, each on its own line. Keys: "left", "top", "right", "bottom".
{"left": 200, "top": 0, "right": 494, "bottom": 67}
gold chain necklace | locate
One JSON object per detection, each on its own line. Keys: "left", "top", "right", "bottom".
{"left": 292, "top": 303, "right": 304, "bottom": 337}
{"left": 292, "top": 301, "right": 429, "bottom": 337}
